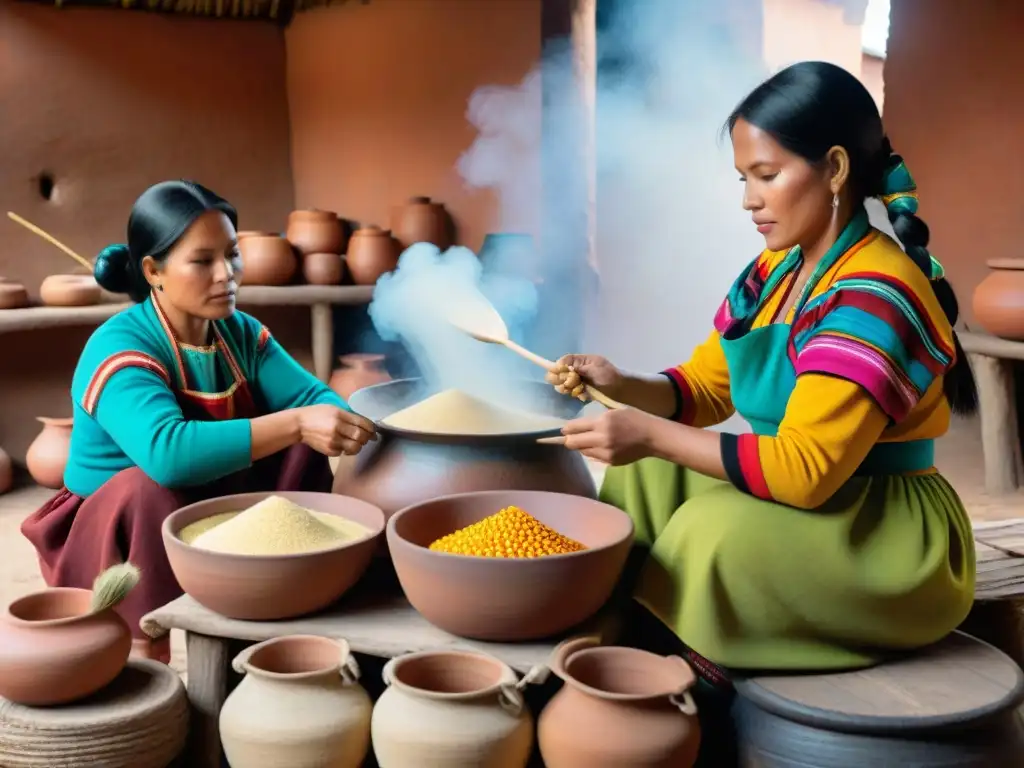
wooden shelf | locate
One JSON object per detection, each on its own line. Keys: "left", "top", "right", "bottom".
{"left": 0, "top": 285, "right": 373, "bottom": 335}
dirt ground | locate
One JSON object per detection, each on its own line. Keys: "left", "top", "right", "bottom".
{"left": 1, "top": 415, "right": 1019, "bottom": 676}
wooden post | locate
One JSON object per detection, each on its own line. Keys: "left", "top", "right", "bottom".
{"left": 184, "top": 632, "right": 231, "bottom": 768}
{"left": 969, "top": 352, "right": 1023, "bottom": 493}
{"left": 311, "top": 302, "right": 334, "bottom": 383}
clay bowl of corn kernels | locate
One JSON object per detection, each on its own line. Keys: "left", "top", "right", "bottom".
{"left": 163, "top": 491, "right": 385, "bottom": 620}
{"left": 387, "top": 490, "right": 634, "bottom": 641}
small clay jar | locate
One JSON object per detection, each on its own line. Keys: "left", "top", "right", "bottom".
{"left": 40, "top": 275, "right": 102, "bottom": 307}
{"left": 0, "top": 278, "right": 29, "bottom": 310}
{"left": 26, "top": 416, "right": 73, "bottom": 489}
{"left": 287, "top": 210, "right": 346, "bottom": 256}
{"left": 972, "top": 258, "right": 1024, "bottom": 340}
{"left": 0, "top": 446, "right": 12, "bottom": 495}
{"left": 538, "top": 637, "right": 701, "bottom": 768}
{"left": 395, "top": 196, "right": 451, "bottom": 250}
{"left": 371, "top": 649, "right": 536, "bottom": 767}
{"left": 0, "top": 587, "right": 132, "bottom": 706}
{"left": 328, "top": 353, "right": 390, "bottom": 401}
{"left": 220, "top": 636, "right": 372, "bottom": 768}
{"left": 239, "top": 234, "right": 297, "bottom": 286}
{"left": 347, "top": 226, "right": 400, "bottom": 286}
{"left": 303, "top": 252, "right": 345, "bottom": 285}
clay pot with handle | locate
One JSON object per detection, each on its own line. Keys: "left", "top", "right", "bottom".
{"left": 370, "top": 649, "right": 540, "bottom": 767}
{"left": 26, "top": 416, "right": 73, "bottom": 489}
{"left": 219, "top": 635, "right": 372, "bottom": 768}
{"left": 0, "top": 587, "right": 132, "bottom": 706}
{"left": 395, "top": 196, "right": 451, "bottom": 250}
{"left": 538, "top": 637, "right": 701, "bottom": 767}
{"left": 972, "top": 258, "right": 1024, "bottom": 340}
{"left": 287, "top": 209, "right": 346, "bottom": 256}
{"left": 329, "top": 353, "right": 390, "bottom": 401}
{"left": 346, "top": 226, "right": 400, "bottom": 286}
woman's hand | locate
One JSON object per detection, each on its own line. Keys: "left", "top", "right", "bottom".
{"left": 545, "top": 354, "right": 624, "bottom": 402}
{"left": 296, "top": 405, "right": 377, "bottom": 456}
{"left": 560, "top": 407, "right": 658, "bottom": 465}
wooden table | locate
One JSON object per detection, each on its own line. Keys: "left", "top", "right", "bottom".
{"left": 140, "top": 592, "right": 616, "bottom": 768}
{"left": 959, "top": 331, "right": 1024, "bottom": 493}
{"left": 0, "top": 285, "right": 374, "bottom": 383}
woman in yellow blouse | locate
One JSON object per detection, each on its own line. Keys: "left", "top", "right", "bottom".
{"left": 550, "top": 61, "right": 976, "bottom": 703}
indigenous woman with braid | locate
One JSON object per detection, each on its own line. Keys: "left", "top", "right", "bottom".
{"left": 548, "top": 61, "right": 977, "bottom": 750}
{"left": 21, "top": 181, "right": 376, "bottom": 663}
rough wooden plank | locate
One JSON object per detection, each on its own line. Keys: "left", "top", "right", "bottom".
{"left": 142, "top": 592, "right": 616, "bottom": 675}
{"left": 975, "top": 521, "right": 1024, "bottom": 558}
{"left": 968, "top": 353, "right": 1023, "bottom": 493}
{"left": 184, "top": 632, "right": 230, "bottom": 768}
{"left": 960, "top": 331, "right": 1024, "bottom": 362}
{"left": 0, "top": 285, "right": 372, "bottom": 334}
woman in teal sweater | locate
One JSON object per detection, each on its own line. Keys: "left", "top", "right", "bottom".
{"left": 22, "top": 180, "right": 376, "bottom": 662}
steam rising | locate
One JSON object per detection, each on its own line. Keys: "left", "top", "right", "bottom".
{"left": 369, "top": 0, "right": 803, "bottom": 425}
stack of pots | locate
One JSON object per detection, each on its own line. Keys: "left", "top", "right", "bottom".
{"left": 218, "top": 635, "right": 701, "bottom": 768}
{"left": 286, "top": 210, "right": 347, "bottom": 286}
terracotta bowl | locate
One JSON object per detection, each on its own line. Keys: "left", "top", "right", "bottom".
{"left": 387, "top": 490, "right": 634, "bottom": 641}
{"left": 162, "top": 491, "right": 385, "bottom": 620}
{"left": 40, "top": 274, "right": 102, "bottom": 307}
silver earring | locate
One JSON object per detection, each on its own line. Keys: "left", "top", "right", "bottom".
{"left": 832, "top": 194, "right": 839, "bottom": 209}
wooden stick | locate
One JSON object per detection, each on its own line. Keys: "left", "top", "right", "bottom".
{"left": 7, "top": 212, "right": 93, "bottom": 271}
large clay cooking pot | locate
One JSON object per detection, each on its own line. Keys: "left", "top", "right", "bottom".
{"left": 0, "top": 587, "right": 132, "bottom": 706}
{"left": 287, "top": 209, "right": 346, "bottom": 256}
{"left": 347, "top": 226, "right": 400, "bottom": 286}
{"left": 395, "top": 196, "right": 451, "bottom": 251}
{"left": 972, "top": 258, "right": 1024, "bottom": 340}
{"left": 26, "top": 416, "right": 73, "bottom": 489}
{"left": 333, "top": 379, "right": 596, "bottom": 521}
{"left": 538, "top": 637, "right": 701, "bottom": 768}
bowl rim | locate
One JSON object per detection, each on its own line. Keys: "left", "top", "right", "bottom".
{"left": 386, "top": 489, "right": 635, "bottom": 562}
{"left": 162, "top": 490, "right": 386, "bottom": 562}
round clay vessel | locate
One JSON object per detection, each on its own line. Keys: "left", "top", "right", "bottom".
{"left": 40, "top": 274, "right": 101, "bottom": 307}
{"left": 386, "top": 489, "right": 633, "bottom": 641}
{"left": 302, "top": 251, "right": 345, "bottom": 285}
{"left": 287, "top": 209, "right": 346, "bottom": 256}
{"left": 973, "top": 258, "right": 1024, "bottom": 340}
{"left": 162, "top": 491, "right": 385, "bottom": 620}
{"left": 0, "top": 446, "right": 12, "bottom": 494}
{"left": 26, "top": 416, "right": 73, "bottom": 489}
{"left": 239, "top": 234, "right": 297, "bottom": 286}
{"left": 395, "top": 196, "right": 451, "bottom": 250}
{"left": 538, "top": 637, "right": 701, "bottom": 767}
{"left": 0, "top": 587, "right": 132, "bottom": 706}
{"left": 220, "top": 635, "right": 371, "bottom": 768}
{"left": 371, "top": 649, "right": 535, "bottom": 767}
{"left": 0, "top": 279, "right": 29, "bottom": 309}
{"left": 346, "top": 226, "right": 400, "bottom": 285}
{"left": 329, "top": 353, "right": 391, "bottom": 401}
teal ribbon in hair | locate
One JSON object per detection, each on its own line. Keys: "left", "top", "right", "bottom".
{"left": 880, "top": 155, "right": 944, "bottom": 281}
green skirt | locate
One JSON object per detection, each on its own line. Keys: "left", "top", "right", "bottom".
{"left": 601, "top": 458, "right": 976, "bottom": 671}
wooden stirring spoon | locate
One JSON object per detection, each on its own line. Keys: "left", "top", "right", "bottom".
{"left": 444, "top": 294, "right": 624, "bottom": 411}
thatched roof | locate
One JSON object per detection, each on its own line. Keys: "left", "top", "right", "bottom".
{"left": 26, "top": 0, "right": 365, "bottom": 24}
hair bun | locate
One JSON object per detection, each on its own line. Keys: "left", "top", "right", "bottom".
{"left": 93, "top": 244, "right": 133, "bottom": 294}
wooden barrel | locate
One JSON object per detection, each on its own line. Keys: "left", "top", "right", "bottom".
{"left": 734, "top": 632, "right": 1024, "bottom": 767}
{"left": 0, "top": 659, "right": 188, "bottom": 767}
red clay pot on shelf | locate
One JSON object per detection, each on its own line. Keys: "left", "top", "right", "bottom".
{"left": 303, "top": 252, "right": 345, "bottom": 286}
{"left": 287, "top": 210, "right": 346, "bottom": 256}
{"left": 239, "top": 235, "right": 297, "bottom": 286}
{"left": 26, "top": 416, "right": 73, "bottom": 489}
{"left": 395, "top": 196, "right": 451, "bottom": 251}
{"left": 972, "top": 258, "right": 1024, "bottom": 340}
{"left": 0, "top": 278, "right": 29, "bottom": 310}
{"left": 346, "top": 227, "right": 400, "bottom": 286}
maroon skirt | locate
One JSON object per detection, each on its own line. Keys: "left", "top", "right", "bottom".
{"left": 21, "top": 445, "right": 334, "bottom": 638}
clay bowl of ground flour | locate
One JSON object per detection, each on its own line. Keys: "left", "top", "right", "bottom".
{"left": 162, "top": 491, "right": 385, "bottom": 620}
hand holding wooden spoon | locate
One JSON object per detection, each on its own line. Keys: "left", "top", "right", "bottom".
{"left": 545, "top": 354, "right": 625, "bottom": 404}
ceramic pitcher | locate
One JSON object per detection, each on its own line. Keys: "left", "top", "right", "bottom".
{"left": 220, "top": 635, "right": 372, "bottom": 768}
{"left": 537, "top": 637, "right": 701, "bottom": 767}
{"left": 371, "top": 649, "right": 543, "bottom": 767}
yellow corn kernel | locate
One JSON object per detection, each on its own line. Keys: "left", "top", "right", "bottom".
{"left": 428, "top": 506, "right": 586, "bottom": 558}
